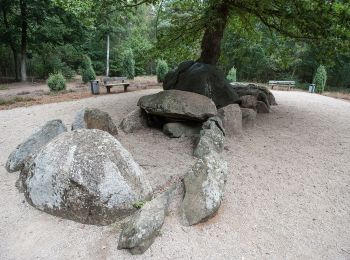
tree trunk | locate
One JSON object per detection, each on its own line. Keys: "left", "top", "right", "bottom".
{"left": 11, "top": 47, "right": 18, "bottom": 81}
{"left": 106, "top": 34, "right": 110, "bottom": 77}
{"left": 20, "top": 0, "right": 28, "bottom": 82}
{"left": 2, "top": 5, "right": 19, "bottom": 81}
{"left": 198, "top": 2, "right": 231, "bottom": 65}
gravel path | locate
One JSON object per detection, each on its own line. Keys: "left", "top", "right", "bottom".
{"left": 0, "top": 90, "right": 349, "bottom": 259}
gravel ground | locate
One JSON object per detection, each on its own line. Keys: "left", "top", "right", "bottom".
{"left": 0, "top": 90, "right": 349, "bottom": 259}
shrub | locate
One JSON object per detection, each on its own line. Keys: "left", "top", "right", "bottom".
{"left": 122, "top": 49, "right": 135, "bottom": 79}
{"left": 227, "top": 66, "right": 237, "bottom": 82}
{"left": 81, "top": 55, "right": 96, "bottom": 83}
{"left": 82, "top": 67, "right": 96, "bottom": 83}
{"left": 313, "top": 65, "right": 327, "bottom": 93}
{"left": 47, "top": 72, "right": 66, "bottom": 92}
{"left": 156, "top": 59, "right": 169, "bottom": 83}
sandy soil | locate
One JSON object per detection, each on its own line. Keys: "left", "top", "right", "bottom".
{"left": 0, "top": 90, "right": 349, "bottom": 259}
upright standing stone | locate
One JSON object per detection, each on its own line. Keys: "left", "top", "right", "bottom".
{"left": 218, "top": 104, "right": 242, "bottom": 137}
{"left": 72, "top": 108, "right": 118, "bottom": 135}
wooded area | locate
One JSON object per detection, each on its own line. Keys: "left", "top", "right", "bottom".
{"left": 0, "top": 0, "right": 349, "bottom": 90}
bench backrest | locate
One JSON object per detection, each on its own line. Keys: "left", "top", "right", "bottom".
{"left": 268, "top": 80, "right": 295, "bottom": 85}
{"left": 102, "top": 77, "right": 128, "bottom": 84}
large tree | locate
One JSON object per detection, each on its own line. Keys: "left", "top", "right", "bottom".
{"left": 126, "top": 0, "right": 350, "bottom": 65}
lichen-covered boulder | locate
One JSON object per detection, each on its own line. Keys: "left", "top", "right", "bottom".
{"left": 193, "top": 118, "right": 224, "bottom": 158}
{"left": 163, "top": 61, "right": 240, "bottom": 108}
{"left": 118, "top": 193, "right": 169, "bottom": 254}
{"left": 6, "top": 119, "right": 67, "bottom": 172}
{"left": 241, "top": 108, "right": 256, "bottom": 128}
{"left": 21, "top": 129, "right": 152, "bottom": 225}
{"left": 137, "top": 90, "right": 217, "bottom": 121}
{"left": 71, "top": 108, "right": 118, "bottom": 135}
{"left": 120, "top": 108, "right": 147, "bottom": 133}
{"left": 162, "top": 122, "right": 201, "bottom": 138}
{"left": 181, "top": 152, "right": 228, "bottom": 226}
{"left": 218, "top": 104, "right": 242, "bottom": 137}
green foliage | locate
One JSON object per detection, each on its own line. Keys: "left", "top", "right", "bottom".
{"left": 156, "top": 59, "right": 169, "bottom": 83}
{"left": 132, "top": 200, "right": 146, "bottom": 209}
{"left": 122, "top": 49, "right": 135, "bottom": 79}
{"left": 81, "top": 55, "right": 96, "bottom": 83}
{"left": 313, "top": 65, "right": 327, "bottom": 93}
{"left": 47, "top": 72, "right": 66, "bottom": 92}
{"left": 227, "top": 66, "right": 237, "bottom": 82}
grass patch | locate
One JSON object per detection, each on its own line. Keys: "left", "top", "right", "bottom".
{"left": 132, "top": 200, "right": 146, "bottom": 209}
{"left": 0, "top": 85, "right": 8, "bottom": 90}
{"left": 45, "top": 89, "right": 75, "bottom": 96}
{"left": 0, "top": 96, "right": 35, "bottom": 106}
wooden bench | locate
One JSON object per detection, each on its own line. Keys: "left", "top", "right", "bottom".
{"left": 268, "top": 80, "right": 295, "bottom": 90}
{"left": 101, "top": 77, "right": 130, "bottom": 93}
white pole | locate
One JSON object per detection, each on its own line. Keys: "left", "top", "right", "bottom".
{"left": 106, "top": 33, "right": 110, "bottom": 77}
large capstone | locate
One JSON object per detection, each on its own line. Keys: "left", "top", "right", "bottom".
{"left": 20, "top": 129, "right": 152, "bottom": 225}
{"left": 163, "top": 61, "right": 240, "bottom": 108}
{"left": 181, "top": 152, "right": 228, "bottom": 226}
{"left": 137, "top": 90, "right": 217, "bottom": 122}
{"left": 6, "top": 119, "right": 67, "bottom": 172}
{"left": 71, "top": 108, "right": 118, "bottom": 135}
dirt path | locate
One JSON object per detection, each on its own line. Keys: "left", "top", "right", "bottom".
{"left": 0, "top": 90, "right": 349, "bottom": 259}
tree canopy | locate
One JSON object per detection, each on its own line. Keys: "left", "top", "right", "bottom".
{"left": 0, "top": 0, "right": 349, "bottom": 88}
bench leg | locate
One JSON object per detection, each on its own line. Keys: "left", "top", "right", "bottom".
{"left": 124, "top": 85, "right": 127, "bottom": 92}
{"left": 106, "top": 86, "right": 111, "bottom": 93}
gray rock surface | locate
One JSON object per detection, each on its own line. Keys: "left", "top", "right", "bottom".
{"left": 138, "top": 90, "right": 217, "bottom": 121}
{"left": 162, "top": 122, "right": 201, "bottom": 138}
{"left": 231, "top": 83, "right": 277, "bottom": 107}
{"left": 118, "top": 193, "right": 169, "bottom": 254}
{"left": 193, "top": 119, "right": 224, "bottom": 158}
{"left": 163, "top": 61, "right": 240, "bottom": 108}
{"left": 241, "top": 108, "right": 256, "bottom": 128}
{"left": 182, "top": 152, "right": 228, "bottom": 226}
{"left": 21, "top": 129, "right": 152, "bottom": 225}
{"left": 6, "top": 119, "right": 67, "bottom": 172}
{"left": 240, "top": 95, "right": 257, "bottom": 109}
{"left": 119, "top": 108, "right": 147, "bottom": 133}
{"left": 257, "top": 101, "right": 269, "bottom": 113}
{"left": 218, "top": 104, "right": 242, "bottom": 137}
{"left": 71, "top": 108, "right": 118, "bottom": 135}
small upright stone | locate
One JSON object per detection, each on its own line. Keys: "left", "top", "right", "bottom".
{"left": 72, "top": 108, "right": 118, "bottom": 135}
{"left": 120, "top": 108, "right": 147, "bottom": 133}
{"left": 193, "top": 118, "right": 224, "bottom": 158}
{"left": 256, "top": 101, "right": 269, "bottom": 113}
{"left": 218, "top": 104, "right": 242, "bottom": 137}
{"left": 6, "top": 119, "right": 67, "bottom": 172}
{"left": 118, "top": 193, "right": 169, "bottom": 254}
{"left": 241, "top": 108, "right": 256, "bottom": 128}
{"left": 182, "top": 152, "right": 228, "bottom": 226}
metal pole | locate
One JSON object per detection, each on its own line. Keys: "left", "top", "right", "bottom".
{"left": 106, "top": 34, "right": 110, "bottom": 77}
